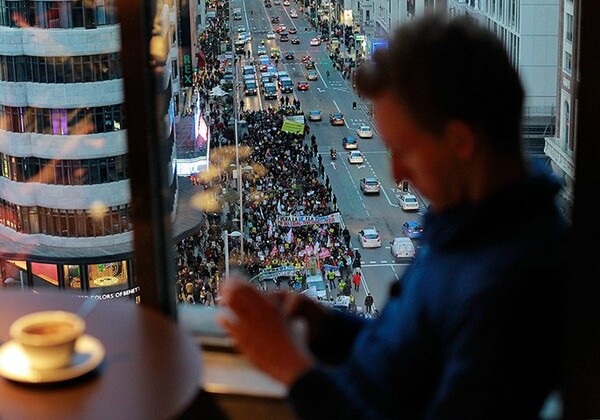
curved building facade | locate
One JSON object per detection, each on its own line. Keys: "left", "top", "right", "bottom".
{"left": 0, "top": 1, "right": 198, "bottom": 296}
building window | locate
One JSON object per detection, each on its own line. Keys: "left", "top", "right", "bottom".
{"left": 564, "top": 51, "right": 572, "bottom": 74}
{"left": 563, "top": 101, "right": 570, "bottom": 146}
{"left": 0, "top": 0, "right": 117, "bottom": 28}
{"left": 4, "top": 104, "right": 127, "bottom": 135}
{"left": 88, "top": 260, "right": 128, "bottom": 288}
{"left": 0, "top": 154, "right": 129, "bottom": 185}
{"left": 0, "top": 199, "right": 133, "bottom": 237}
{"left": 566, "top": 13, "right": 573, "bottom": 43}
{"left": 16, "top": 53, "right": 122, "bottom": 83}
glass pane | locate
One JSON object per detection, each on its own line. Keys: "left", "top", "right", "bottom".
{"left": 0, "top": 0, "right": 580, "bottom": 354}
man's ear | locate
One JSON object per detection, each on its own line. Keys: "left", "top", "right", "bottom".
{"left": 444, "top": 120, "right": 478, "bottom": 160}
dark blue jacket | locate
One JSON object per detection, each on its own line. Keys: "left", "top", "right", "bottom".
{"left": 289, "top": 172, "right": 567, "bottom": 419}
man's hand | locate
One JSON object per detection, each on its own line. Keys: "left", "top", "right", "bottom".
{"left": 218, "top": 278, "right": 315, "bottom": 386}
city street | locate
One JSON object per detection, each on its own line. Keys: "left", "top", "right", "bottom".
{"left": 233, "top": 0, "right": 427, "bottom": 309}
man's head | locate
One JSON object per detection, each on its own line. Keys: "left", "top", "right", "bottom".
{"left": 355, "top": 14, "right": 525, "bottom": 211}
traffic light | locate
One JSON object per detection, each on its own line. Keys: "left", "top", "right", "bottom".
{"left": 352, "top": 101, "right": 357, "bottom": 110}
{"left": 402, "top": 181, "right": 409, "bottom": 192}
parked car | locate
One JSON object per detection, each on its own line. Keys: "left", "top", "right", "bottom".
{"left": 348, "top": 150, "right": 364, "bottom": 164}
{"left": 283, "top": 0, "right": 290, "bottom": 5}
{"left": 330, "top": 113, "right": 345, "bottom": 126}
{"left": 360, "top": 177, "right": 381, "bottom": 194}
{"left": 390, "top": 237, "right": 416, "bottom": 260}
{"left": 308, "top": 110, "right": 322, "bottom": 121}
{"left": 357, "top": 125, "right": 373, "bottom": 138}
{"left": 402, "top": 221, "right": 424, "bottom": 239}
{"left": 306, "top": 70, "right": 318, "bottom": 81}
{"left": 398, "top": 193, "right": 420, "bottom": 211}
{"left": 358, "top": 227, "right": 381, "bottom": 248}
{"left": 290, "top": 9, "right": 298, "bottom": 18}
{"left": 297, "top": 80, "right": 309, "bottom": 91}
{"left": 342, "top": 136, "right": 358, "bottom": 149}
{"left": 310, "top": 37, "right": 321, "bottom": 46}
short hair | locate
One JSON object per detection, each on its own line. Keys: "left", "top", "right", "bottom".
{"left": 355, "top": 14, "right": 524, "bottom": 155}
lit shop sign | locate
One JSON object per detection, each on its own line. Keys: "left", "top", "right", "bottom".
{"left": 79, "top": 287, "right": 141, "bottom": 300}
{"left": 182, "top": 54, "right": 193, "bottom": 86}
{"left": 371, "top": 40, "right": 388, "bottom": 55}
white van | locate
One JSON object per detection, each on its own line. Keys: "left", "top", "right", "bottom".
{"left": 390, "top": 237, "right": 416, "bottom": 261}
{"left": 303, "top": 274, "right": 327, "bottom": 299}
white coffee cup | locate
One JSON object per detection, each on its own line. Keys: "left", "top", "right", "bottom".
{"left": 9, "top": 311, "right": 86, "bottom": 370}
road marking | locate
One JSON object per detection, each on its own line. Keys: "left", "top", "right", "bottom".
{"left": 361, "top": 262, "right": 412, "bottom": 267}
{"left": 317, "top": 87, "right": 325, "bottom": 92}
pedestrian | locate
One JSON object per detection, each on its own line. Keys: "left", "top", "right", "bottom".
{"left": 219, "top": 15, "right": 567, "bottom": 419}
{"left": 352, "top": 270, "right": 361, "bottom": 292}
{"left": 327, "top": 269, "right": 336, "bottom": 291}
{"left": 342, "top": 281, "right": 352, "bottom": 296}
{"left": 332, "top": 194, "right": 337, "bottom": 209}
{"left": 342, "top": 227, "right": 350, "bottom": 248}
{"left": 337, "top": 279, "right": 346, "bottom": 297}
{"left": 312, "top": 143, "right": 318, "bottom": 158}
{"left": 364, "top": 293, "right": 373, "bottom": 314}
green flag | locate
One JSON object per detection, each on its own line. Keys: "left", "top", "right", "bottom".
{"left": 281, "top": 119, "right": 305, "bottom": 134}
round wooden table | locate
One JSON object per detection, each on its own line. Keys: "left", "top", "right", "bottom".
{"left": 0, "top": 291, "right": 202, "bottom": 420}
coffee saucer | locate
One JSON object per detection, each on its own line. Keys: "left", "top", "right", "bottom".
{"left": 0, "top": 335, "right": 105, "bottom": 384}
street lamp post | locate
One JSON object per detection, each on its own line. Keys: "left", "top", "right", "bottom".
{"left": 229, "top": 4, "right": 245, "bottom": 262}
{"left": 328, "top": 1, "right": 332, "bottom": 39}
{"left": 233, "top": 77, "right": 244, "bottom": 262}
{"left": 223, "top": 229, "right": 242, "bottom": 280}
